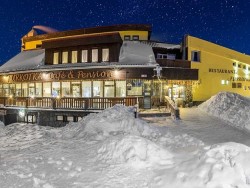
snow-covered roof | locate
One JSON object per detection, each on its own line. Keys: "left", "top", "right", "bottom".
{"left": 0, "top": 49, "right": 45, "bottom": 73}
{"left": 0, "top": 41, "right": 158, "bottom": 73}
{"left": 119, "top": 41, "right": 157, "bottom": 65}
{"left": 140, "top": 41, "right": 181, "bottom": 49}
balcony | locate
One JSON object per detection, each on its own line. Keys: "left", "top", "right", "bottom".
{"left": 0, "top": 97, "right": 144, "bottom": 110}
{"left": 156, "top": 59, "right": 191, "bottom": 68}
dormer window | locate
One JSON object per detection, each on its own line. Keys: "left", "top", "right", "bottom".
{"left": 102, "top": 48, "right": 109, "bottom": 62}
{"left": 124, "top": 35, "right": 131, "bottom": 41}
{"left": 62, "top": 51, "right": 68, "bottom": 64}
{"left": 71, "top": 51, "right": 78, "bottom": 63}
{"left": 92, "top": 49, "right": 98, "bottom": 63}
{"left": 53, "top": 52, "right": 59, "bottom": 65}
{"left": 132, "top": 35, "right": 139, "bottom": 41}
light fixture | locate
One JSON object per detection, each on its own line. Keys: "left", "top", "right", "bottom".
{"left": 18, "top": 109, "right": 25, "bottom": 118}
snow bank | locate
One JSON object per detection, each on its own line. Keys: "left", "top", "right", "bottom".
{"left": 199, "top": 92, "right": 250, "bottom": 130}
{"left": 97, "top": 135, "right": 173, "bottom": 168}
{"left": 162, "top": 142, "right": 250, "bottom": 188}
{"left": 59, "top": 104, "right": 160, "bottom": 140}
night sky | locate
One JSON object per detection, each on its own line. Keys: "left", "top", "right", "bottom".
{"left": 0, "top": 0, "right": 250, "bottom": 65}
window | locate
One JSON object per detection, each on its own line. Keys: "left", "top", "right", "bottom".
{"left": 92, "top": 49, "right": 98, "bottom": 63}
{"left": 157, "top": 53, "right": 176, "bottom": 60}
{"left": 72, "top": 82, "right": 81, "bottom": 97}
{"left": 22, "top": 83, "right": 28, "bottom": 97}
{"left": 132, "top": 35, "right": 139, "bottom": 41}
{"left": 237, "top": 83, "right": 242, "bottom": 88}
{"left": 62, "top": 82, "right": 70, "bottom": 97}
{"left": 67, "top": 116, "right": 74, "bottom": 122}
{"left": 116, "top": 81, "right": 126, "bottom": 97}
{"left": 93, "top": 81, "right": 103, "bottom": 97}
{"left": 243, "top": 65, "right": 246, "bottom": 70}
{"left": 52, "top": 82, "right": 60, "bottom": 97}
{"left": 81, "top": 50, "right": 88, "bottom": 63}
{"left": 56, "top": 115, "right": 64, "bottom": 121}
{"left": 62, "top": 51, "right": 68, "bottom": 64}
{"left": 16, "top": 84, "right": 22, "bottom": 97}
{"left": 102, "top": 48, "right": 109, "bottom": 62}
{"left": 3, "top": 84, "right": 9, "bottom": 97}
{"left": 9, "top": 84, "right": 15, "bottom": 96}
{"left": 43, "top": 83, "right": 51, "bottom": 97}
{"left": 127, "top": 80, "right": 143, "bottom": 96}
{"left": 82, "top": 81, "right": 92, "bottom": 97}
{"left": 233, "top": 62, "right": 236, "bottom": 67}
{"left": 35, "top": 83, "right": 42, "bottom": 97}
{"left": 124, "top": 35, "right": 131, "bottom": 40}
{"left": 191, "top": 51, "right": 200, "bottom": 62}
{"left": 104, "top": 81, "right": 114, "bottom": 97}
{"left": 28, "top": 83, "right": 35, "bottom": 97}
{"left": 238, "top": 64, "right": 241, "bottom": 68}
{"left": 53, "top": 52, "right": 59, "bottom": 64}
{"left": 221, "top": 80, "right": 225, "bottom": 85}
{"left": 71, "top": 51, "right": 78, "bottom": 63}
{"left": 36, "top": 44, "right": 42, "bottom": 48}
{"left": 232, "top": 83, "right": 236, "bottom": 88}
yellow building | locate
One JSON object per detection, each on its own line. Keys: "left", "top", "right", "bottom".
{"left": 185, "top": 35, "right": 250, "bottom": 103}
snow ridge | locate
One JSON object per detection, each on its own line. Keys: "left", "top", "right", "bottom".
{"left": 199, "top": 92, "right": 250, "bottom": 130}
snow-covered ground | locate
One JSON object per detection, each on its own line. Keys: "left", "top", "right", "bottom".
{"left": 1, "top": 92, "right": 250, "bottom": 187}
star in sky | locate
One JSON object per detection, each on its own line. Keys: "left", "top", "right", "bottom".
{"left": 0, "top": 0, "right": 249, "bottom": 65}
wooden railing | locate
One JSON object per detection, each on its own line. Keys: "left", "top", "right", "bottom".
{"left": 165, "top": 96, "right": 180, "bottom": 119}
{"left": 156, "top": 59, "right": 191, "bottom": 68}
{"left": 0, "top": 97, "right": 143, "bottom": 110}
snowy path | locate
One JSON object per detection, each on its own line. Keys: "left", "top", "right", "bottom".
{"left": 151, "top": 107, "right": 250, "bottom": 146}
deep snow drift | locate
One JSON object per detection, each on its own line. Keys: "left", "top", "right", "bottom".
{"left": 1, "top": 104, "right": 250, "bottom": 187}
{"left": 199, "top": 91, "right": 250, "bottom": 131}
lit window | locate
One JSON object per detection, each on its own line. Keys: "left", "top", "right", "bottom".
{"left": 52, "top": 82, "right": 60, "bottom": 97}
{"left": 62, "top": 82, "right": 70, "bottom": 97}
{"left": 82, "top": 81, "right": 92, "bottom": 97}
{"left": 71, "top": 51, "right": 78, "bottom": 63}
{"left": 102, "top": 48, "right": 109, "bottom": 62}
{"left": 132, "top": 35, "right": 139, "bottom": 41}
{"left": 124, "top": 35, "right": 131, "bottom": 40}
{"left": 92, "top": 49, "right": 98, "bottom": 63}
{"left": 56, "top": 116, "right": 63, "bottom": 121}
{"left": 81, "top": 50, "right": 88, "bottom": 63}
{"left": 35, "top": 83, "right": 42, "bottom": 97}
{"left": 67, "top": 116, "right": 74, "bottom": 122}
{"left": 191, "top": 51, "right": 200, "bottom": 62}
{"left": 53, "top": 52, "right": 59, "bottom": 64}
{"left": 43, "top": 82, "right": 51, "bottom": 97}
{"left": 62, "top": 51, "right": 68, "bottom": 64}
{"left": 221, "top": 80, "right": 225, "bottom": 85}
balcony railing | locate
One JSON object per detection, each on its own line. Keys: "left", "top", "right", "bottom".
{"left": 0, "top": 97, "right": 144, "bottom": 110}
{"left": 156, "top": 59, "right": 191, "bottom": 68}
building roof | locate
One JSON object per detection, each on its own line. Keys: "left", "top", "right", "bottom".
{"left": 0, "top": 49, "right": 45, "bottom": 73}
{"left": 119, "top": 41, "right": 157, "bottom": 65}
{"left": 140, "top": 41, "right": 181, "bottom": 49}
{"left": 23, "top": 24, "right": 152, "bottom": 42}
{"left": 0, "top": 41, "right": 157, "bottom": 73}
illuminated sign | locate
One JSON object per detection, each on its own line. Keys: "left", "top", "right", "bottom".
{"left": 2, "top": 69, "right": 126, "bottom": 83}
